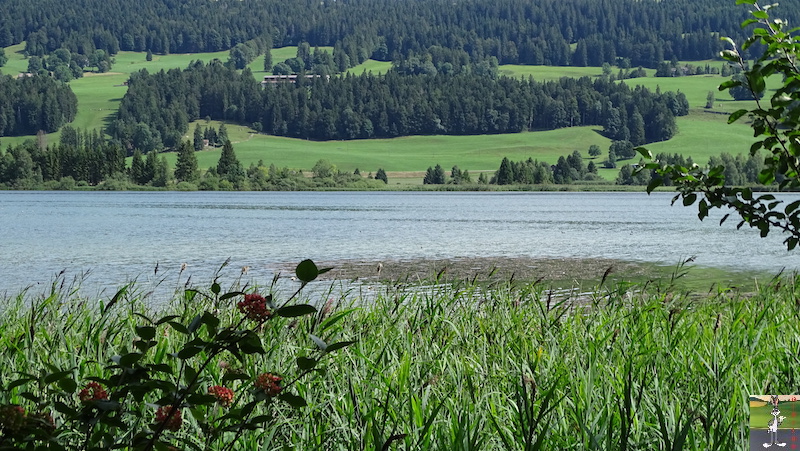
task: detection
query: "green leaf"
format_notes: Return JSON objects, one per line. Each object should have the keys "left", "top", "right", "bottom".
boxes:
{"left": 719, "top": 79, "right": 742, "bottom": 91}
{"left": 8, "top": 377, "right": 35, "bottom": 390}
{"left": 751, "top": 74, "right": 766, "bottom": 95}
{"left": 58, "top": 378, "right": 78, "bottom": 393}
{"left": 682, "top": 193, "right": 697, "bottom": 207}
{"left": 278, "top": 392, "right": 308, "bottom": 408}
{"left": 211, "top": 282, "right": 221, "bottom": 294}
{"left": 156, "top": 315, "right": 180, "bottom": 325}
{"left": 276, "top": 304, "right": 317, "bottom": 318}
{"left": 201, "top": 311, "right": 220, "bottom": 334}
{"left": 720, "top": 49, "right": 739, "bottom": 62}
{"left": 168, "top": 321, "right": 190, "bottom": 335}
{"left": 751, "top": 10, "right": 768, "bottom": 19}
{"left": 736, "top": 0, "right": 756, "bottom": 4}
{"left": 635, "top": 146, "right": 653, "bottom": 160}
{"left": 646, "top": 177, "right": 663, "bottom": 194}
{"left": 220, "top": 291, "right": 244, "bottom": 301}
{"left": 296, "top": 259, "right": 319, "bottom": 283}
{"left": 177, "top": 345, "right": 203, "bottom": 360}
{"left": 119, "top": 352, "right": 143, "bottom": 367}
{"left": 238, "top": 331, "right": 265, "bottom": 355}
{"left": 43, "top": 370, "right": 73, "bottom": 384}
{"left": 136, "top": 326, "right": 157, "bottom": 341}
{"left": 184, "top": 365, "right": 198, "bottom": 386}
{"left": 324, "top": 340, "right": 357, "bottom": 353}
{"left": 296, "top": 356, "right": 318, "bottom": 370}
{"left": 728, "top": 109, "right": 749, "bottom": 124}
{"left": 786, "top": 200, "right": 800, "bottom": 215}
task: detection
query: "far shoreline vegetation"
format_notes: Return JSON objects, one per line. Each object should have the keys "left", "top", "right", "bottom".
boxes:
{"left": 0, "top": 39, "right": 775, "bottom": 192}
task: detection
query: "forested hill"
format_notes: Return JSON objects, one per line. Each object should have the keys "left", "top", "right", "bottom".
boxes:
{"left": 3, "top": 0, "right": 799, "bottom": 67}
{"left": 110, "top": 62, "right": 686, "bottom": 149}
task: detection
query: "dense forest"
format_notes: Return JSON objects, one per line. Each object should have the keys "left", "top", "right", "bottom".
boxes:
{"left": 3, "top": 0, "right": 796, "bottom": 67}
{"left": 0, "top": 74, "right": 77, "bottom": 135}
{"left": 109, "top": 61, "right": 687, "bottom": 150}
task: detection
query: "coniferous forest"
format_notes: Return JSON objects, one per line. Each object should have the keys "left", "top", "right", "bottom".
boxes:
{"left": 0, "top": 0, "right": 796, "bottom": 189}
{"left": 109, "top": 61, "right": 686, "bottom": 150}
{"left": 1, "top": 0, "right": 793, "bottom": 66}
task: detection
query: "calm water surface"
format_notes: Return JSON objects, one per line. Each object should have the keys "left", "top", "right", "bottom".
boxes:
{"left": 1, "top": 191, "right": 798, "bottom": 296}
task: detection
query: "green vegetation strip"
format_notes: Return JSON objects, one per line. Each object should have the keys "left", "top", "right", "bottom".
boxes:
{"left": 0, "top": 264, "right": 788, "bottom": 449}
{"left": 0, "top": 42, "right": 763, "bottom": 178}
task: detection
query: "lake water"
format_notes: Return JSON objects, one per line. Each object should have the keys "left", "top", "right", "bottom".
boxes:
{"left": 1, "top": 190, "right": 798, "bottom": 297}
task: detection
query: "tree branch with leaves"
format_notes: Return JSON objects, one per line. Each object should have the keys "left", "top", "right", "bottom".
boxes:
{"left": 638, "top": 0, "right": 800, "bottom": 250}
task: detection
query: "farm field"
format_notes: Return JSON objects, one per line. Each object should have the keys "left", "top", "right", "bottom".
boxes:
{"left": 1, "top": 44, "right": 760, "bottom": 183}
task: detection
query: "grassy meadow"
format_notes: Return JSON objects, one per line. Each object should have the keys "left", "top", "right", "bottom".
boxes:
{"left": 0, "top": 262, "right": 793, "bottom": 449}
{"left": 0, "top": 43, "right": 764, "bottom": 184}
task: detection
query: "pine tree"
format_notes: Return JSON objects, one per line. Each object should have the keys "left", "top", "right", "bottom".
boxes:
{"left": 193, "top": 124, "right": 204, "bottom": 151}
{"left": 375, "top": 168, "right": 388, "bottom": 184}
{"left": 423, "top": 167, "right": 435, "bottom": 184}
{"left": 495, "top": 157, "right": 514, "bottom": 185}
{"left": 264, "top": 49, "right": 273, "bottom": 72}
{"left": 130, "top": 149, "right": 146, "bottom": 184}
{"left": 217, "top": 140, "right": 242, "bottom": 182}
{"left": 432, "top": 164, "right": 446, "bottom": 184}
{"left": 218, "top": 123, "right": 229, "bottom": 144}
{"left": 175, "top": 140, "right": 199, "bottom": 182}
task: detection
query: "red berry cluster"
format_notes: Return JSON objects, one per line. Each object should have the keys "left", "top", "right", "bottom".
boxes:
{"left": 154, "top": 405, "right": 182, "bottom": 432}
{"left": 0, "top": 405, "right": 26, "bottom": 432}
{"left": 208, "top": 385, "right": 234, "bottom": 407}
{"left": 237, "top": 293, "right": 273, "bottom": 321}
{"left": 78, "top": 382, "right": 108, "bottom": 403}
{"left": 254, "top": 373, "right": 283, "bottom": 397}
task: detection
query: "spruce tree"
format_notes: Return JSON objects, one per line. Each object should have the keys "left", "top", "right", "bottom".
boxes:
{"left": 217, "top": 140, "right": 243, "bottom": 182}
{"left": 193, "top": 124, "right": 204, "bottom": 151}
{"left": 375, "top": 168, "right": 388, "bottom": 184}
{"left": 129, "top": 149, "right": 145, "bottom": 184}
{"left": 496, "top": 157, "right": 514, "bottom": 185}
{"left": 218, "top": 123, "right": 229, "bottom": 144}
{"left": 175, "top": 140, "right": 199, "bottom": 182}
{"left": 264, "top": 49, "right": 273, "bottom": 72}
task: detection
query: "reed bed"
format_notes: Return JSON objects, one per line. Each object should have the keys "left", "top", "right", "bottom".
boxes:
{"left": 0, "top": 270, "right": 795, "bottom": 450}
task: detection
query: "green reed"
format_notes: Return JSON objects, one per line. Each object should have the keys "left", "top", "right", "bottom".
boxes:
{"left": 0, "top": 267, "right": 796, "bottom": 449}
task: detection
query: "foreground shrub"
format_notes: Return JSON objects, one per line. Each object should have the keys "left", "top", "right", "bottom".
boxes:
{"left": 0, "top": 259, "right": 353, "bottom": 450}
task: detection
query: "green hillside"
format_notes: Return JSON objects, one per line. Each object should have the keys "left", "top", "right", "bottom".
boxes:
{"left": 0, "top": 44, "right": 761, "bottom": 180}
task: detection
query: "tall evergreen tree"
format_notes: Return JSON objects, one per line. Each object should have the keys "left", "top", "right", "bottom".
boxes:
{"left": 375, "top": 168, "right": 387, "bottom": 184}
{"left": 218, "top": 123, "right": 229, "bottom": 144}
{"left": 216, "top": 140, "right": 243, "bottom": 182}
{"left": 264, "top": 49, "right": 273, "bottom": 72}
{"left": 495, "top": 157, "right": 514, "bottom": 185}
{"left": 129, "top": 149, "right": 145, "bottom": 184}
{"left": 175, "top": 140, "right": 198, "bottom": 182}
{"left": 193, "top": 124, "right": 204, "bottom": 151}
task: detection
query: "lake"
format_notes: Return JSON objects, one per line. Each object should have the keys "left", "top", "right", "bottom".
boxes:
{"left": 1, "top": 190, "right": 798, "bottom": 297}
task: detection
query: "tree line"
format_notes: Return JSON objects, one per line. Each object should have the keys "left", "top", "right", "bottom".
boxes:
{"left": 1, "top": 0, "right": 795, "bottom": 72}
{"left": 109, "top": 61, "right": 687, "bottom": 151}
{"left": 0, "top": 131, "right": 388, "bottom": 191}
{"left": 0, "top": 74, "right": 77, "bottom": 136}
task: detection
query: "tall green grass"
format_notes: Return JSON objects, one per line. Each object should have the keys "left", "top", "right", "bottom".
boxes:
{"left": 0, "top": 268, "right": 790, "bottom": 449}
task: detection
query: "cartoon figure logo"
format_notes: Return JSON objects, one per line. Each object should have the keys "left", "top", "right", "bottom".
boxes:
{"left": 765, "top": 395, "right": 787, "bottom": 448}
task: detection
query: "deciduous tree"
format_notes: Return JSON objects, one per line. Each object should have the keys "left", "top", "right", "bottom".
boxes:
{"left": 641, "top": 0, "right": 800, "bottom": 249}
